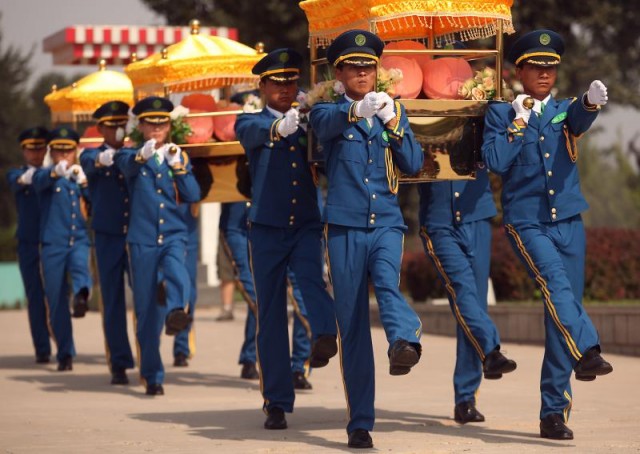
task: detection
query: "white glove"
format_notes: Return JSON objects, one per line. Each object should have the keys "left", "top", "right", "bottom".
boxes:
{"left": 67, "top": 164, "right": 87, "bottom": 184}
{"left": 54, "top": 160, "right": 69, "bottom": 178}
{"left": 277, "top": 108, "right": 300, "bottom": 137}
{"left": 97, "top": 148, "right": 115, "bottom": 167}
{"left": 512, "top": 94, "right": 532, "bottom": 123}
{"left": 375, "top": 92, "right": 396, "bottom": 124}
{"left": 354, "top": 92, "right": 383, "bottom": 119}
{"left": 19, "top": 167, "right": 36, "bottom": 185}
{"left": 140, "top": 138, "right": 157, "bottom": 161}
{"left": 164, "top": 143, "right": 182, "bottom": 166}
{"left": 587, "top": 80, "right": 608, "bottom": 106}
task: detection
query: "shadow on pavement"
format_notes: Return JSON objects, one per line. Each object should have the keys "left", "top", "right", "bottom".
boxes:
{"left": 0, "top": 353, "right": 106, "bottom": 370}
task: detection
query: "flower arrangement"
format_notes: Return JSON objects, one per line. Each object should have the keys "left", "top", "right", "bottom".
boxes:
{"left": 459, "top": 67, "right": 514, "bottom": 101}
{"left": 241, "top": 93, "right": 263, "bottom": 113}
{"left": 126, "top": 105, "right": 193, "bottom": 146}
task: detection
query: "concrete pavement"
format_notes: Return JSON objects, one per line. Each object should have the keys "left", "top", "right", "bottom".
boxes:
{"left": 1, "top": 306, "right": 639, "bottom": 453}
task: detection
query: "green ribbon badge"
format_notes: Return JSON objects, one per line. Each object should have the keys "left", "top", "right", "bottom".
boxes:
{"left": 381, "top": 131, "right": 389, "bottom": 142}
{"left": 551, "top": 112, "right": 567, "bottom": 124}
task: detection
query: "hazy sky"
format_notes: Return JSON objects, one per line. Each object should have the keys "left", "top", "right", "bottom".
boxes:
{"left": 1, "top": 0, "right": 638, "bottom": 152}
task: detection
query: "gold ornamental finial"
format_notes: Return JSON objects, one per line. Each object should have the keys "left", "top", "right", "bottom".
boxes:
{"left": 130, "top": 52, "right": 138, "bottom": 63}
{"left": 99, "top": 59, "right": 106, "bottom": 71}
{"left": 190, "top": 19, "right": 200, "bottom": 35}
{"left": 51, "top": 84, "right": 58, "bottom": 92}
{"left": 255, "top": 42, "right": 265, "bottom": 54}
{"left": 161, "top": 47, "right": 169, "bottom": 59}
{"left": 71, "top": 82, "right": 78, "bottom": 89}
{"left": 523, "top": 97, "right": 535, "bottom": 110}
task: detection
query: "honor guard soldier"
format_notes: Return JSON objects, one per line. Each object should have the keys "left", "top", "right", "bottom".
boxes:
{"left": 418, "top": 170, "right": 516, "bottom": 424}
{"left": 115, "top": 96, "right": 201, "bottom": 395}
{"left": 80, "top": 101, "right": 135, "bottom": 385}
{"left": 235, "top": 48, "right": 338, "bottom": 430}
{"left": 309, "top": 30, "right": 424, "bottom": 449}
{"left": 33, "top": 126, "right": 92, "bottom": 371}
{"left": 7, "top": 127, "right": 51, "bottom": 363}
{"left": 482, "top": 29, "right": 613, "bottom": 440}
{"left": 219, "top": 202, "right": 314, "bottom": 388}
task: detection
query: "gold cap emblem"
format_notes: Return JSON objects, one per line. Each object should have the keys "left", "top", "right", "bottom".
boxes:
{"left": 355, "top": 34, "right": 366, "bottom": 46}
{"left": 539, "top": 33, "right": 551, "bottom": 45}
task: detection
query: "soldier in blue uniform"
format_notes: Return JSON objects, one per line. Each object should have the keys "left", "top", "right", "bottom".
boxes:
{"left": 32, "top": 127, "right": 92, "bottom": 371}
{"left": 115, "top": 96, "right": 201, "bottom": 395}
{"left": 235, "top": 49, "right": 338, "bottom": 431}
{"left": 482, "top": 29, "right": 613, "bottom": 440}
{"left": 80, "top": 101, "right": 135, "bottom": 385}
{"left": 418, "top": 170, "right": 516, "bottom": 424}
{"left": 7, "top": 127, "right": 51, "bottom": 363}
{"left": 219, "top": 202, "right": 314, "bottom": 388}
{"left": 309, "top": 30, "right": 424, "bottom": 449}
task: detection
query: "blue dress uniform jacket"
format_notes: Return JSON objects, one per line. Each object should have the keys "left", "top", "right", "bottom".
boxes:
{"left": 32, "top": 167, "right": 92, "bottom": 362}
{"left": 80, "top": 145, "right": 134, "bottom": 373}
{"left": 310, "top": 96, "right": 423, "bottom": 433}
{"left": 418, "top": 170, "right": 501, "bottom": 405}
{"left": 235, "top": 109, "right": 336, "bottom": 415}
{"left": 310, "top": 96, "right": 423, "bottom": 228}
{"left": 7, "top": 167, "right": 50, "bottom": 358}
{"left": 235, "top": 108, "right": 321, "bottom": 228}
{"left": 482, "top": 96, "right": 601, "bottom": 420}
{"left": 115, "top": 147, "right": 200, "bottom": 387}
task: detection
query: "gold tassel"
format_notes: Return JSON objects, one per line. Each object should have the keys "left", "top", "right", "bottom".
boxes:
{"left": 385, "top": 147, "right": 399, "bottom": 194}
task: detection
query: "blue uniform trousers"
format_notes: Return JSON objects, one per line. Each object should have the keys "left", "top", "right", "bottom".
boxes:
{"left": 326, "top": 224, "right": 422, "bottom": 432}
{"left": 504, "top": 216, "right": 598, "bottom": 420}
{"left": 94, "top": 233, "right": 134, "bottom": 372}
{"left": 40, "top": 241, "right": 92, "bottom": 361}
{"left": 17, "top": 242, "right": 50, "bottom": 357}
{"left": 129, "top": 239, "right": 189, "bottom": 385}
{"left": 287, "top": 272, "right": 312, "bottom": 374}
{"left": 173, "top": 240, "right": 198, "bottom": 358}
{"left": 419, "top": 221, "right": 499, "bottom": 404}
{"left": 248, "top": 222, "right": 335, "bottom": 413}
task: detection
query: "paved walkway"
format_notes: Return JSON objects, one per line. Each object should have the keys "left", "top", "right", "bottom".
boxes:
{"left": 1, "top": 307, "right": 639, "bottom": 453}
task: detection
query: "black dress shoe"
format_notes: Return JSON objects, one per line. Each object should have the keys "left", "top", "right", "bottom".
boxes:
{"left": 540, "top": 413, "right": 573, "bottom": 440}
{"left": 173, "top": 353, "right": 189, "bottom": 367}
{"left": 293, "top": 371, "right": 313, "bottom": 390}
{"left": 574, "top": 347, "right": 613, "bottom": 381}
{"left": 57, "top": 357, "right": 73, "bottom": 371}
{"left": 165, "top": 309, "right": 192, "bottom": 335}
{"left": 111, "top": 368, "right": 129, "bottom": 385}
{"left": 389, "top": 340, "right": 421, "bottom": 375}
{"left": 35, "top": 354, "right": 51, "bottom": 364}
{"left": 348, "top": 429, "right": 373, "bottom": 449}
{"left": 264, "top": 407, "right": 287, "bottom": 430}
{"left": 309, "top": 335, "right": 338, "bottom": 368}
{"left": 241, "top": 362, "right": 260, "bottom": 379}
{"left": 483, "top": 348, "right": 517, "bottom": 379}
{"left": 454, "top": 401, "right": 485, "bottom": 424}
{"left": 72, "top": 287, "right": 89, "bottom": 318}
{"left": 145, "top": 383, "right": 165, "bottom": 396}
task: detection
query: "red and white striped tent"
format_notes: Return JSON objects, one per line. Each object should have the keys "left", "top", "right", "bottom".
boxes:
{"left": 43, "top": 25, "right": 239, "bottom": 65}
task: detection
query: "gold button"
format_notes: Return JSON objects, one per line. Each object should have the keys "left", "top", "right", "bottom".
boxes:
{"left": 269, "top": 142, "right": 274, "bottom": 148}
{"left": 540, "top": 136, "right": 545, "bottom": 141}
{"left": 157, "top": 173, "right": 162, "bottom": 178}
{"left": 456, "top": 216, "right": 461, "bottom": 222}
{"left": 72, "top": 213, "right": 76, "bottom": 219}
{"left": 552, "top": 214, "right": 557, "bottom": 220}
{"left": 124, "top": 198, "right": 129, "bottom": 203}
{"left": 348, "top": 134, "right": 353, "bottom": 139}
{"left": 157, "top": 189, "right": 162, "bottom": 194}
{"left": 372, "top": 194, "right": 377, "bottom": 199}
{"left": 71, "top": 225, "right": 76, "bottom": 230}
{"left": 289, "top": 146, "right": 296, "bottom": 151}
{"left": 292, "top": 163, "right": 297, "bottom": 168}
{"left": 119, "top": 174, "right": 124, "bottom": 180}
{"left": 292, "top": 198, "right": 297, "bottom": 204}
{"left": 56, "top": 187, "right": 61, "bottom": 192}
{"left": 124, "top": 212, "right": 129, "bottom": 217}
{"left": 454, "top": 192, "right": 460, "bottom": 198}
{"left": 549, "top": 189, "right": 555, "bottom": 195}
{"left": 70, "top": 190, "right": 75, "bottom": 195}
{"left": 369, "top": 219, "right": 375, "bottom": 224}
{"left": 142, "top": 171, "right": 147, "bottom": 176}
{"left": 364, "top": 178, "right": 369, "bottom": 183}
{"left": 159, "top": 219, "right": 164, "bottom": 224}
{"left": 370, "top": 213, "right": 376, "bottom": 219}
{"left": 289, "top": 215, "right": 295, "bottom": 220}
{"left": 547, "top": 171, "right": 553, "bottom": 177}
{"left": 368, "top": 159, "right": 373, "bottom": 164}
{"left": 158, "top": 238, "right": 163, "bottom": 244}
{"left": 105, "top": 171, "right": 111, "bottom": 177}
{"left": 368, "top": 140, "right": 372, "bottom": 145}
{"left": 551, "top": 208, "right": 557, "bottom": 214}
{"left": 289, "top": 221, "right": 294, "bottom": 225}
{"left": 544, "top": 153, "right": 550, "bottom": 158}
{"left": 72, "top": 201, "right": 76, "bottom": 206}
{"left": 160, "top": 203, "right": 165, "bottom": 208}
{"left": 455, "top": 210, "right": 461, "bottom": 216}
